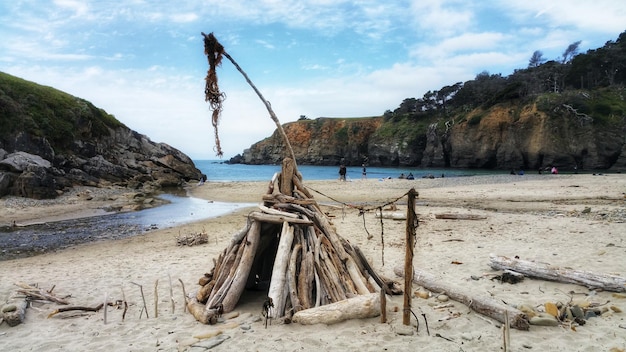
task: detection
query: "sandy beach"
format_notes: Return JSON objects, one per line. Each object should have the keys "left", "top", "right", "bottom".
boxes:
{"left": 1, "top": 173, "right": 625, "bottom": 351}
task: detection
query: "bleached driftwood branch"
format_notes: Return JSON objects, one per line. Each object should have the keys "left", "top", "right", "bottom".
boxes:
{"left": 394, "top": 266, "right": 529, "bottom": 330}
{"left": 489, "top": 254, "right": 626, "bottom": 292}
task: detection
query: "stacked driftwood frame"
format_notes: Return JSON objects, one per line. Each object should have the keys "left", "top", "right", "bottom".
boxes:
{"left": 187, "top": 158, "right": 401, "bottom": 324}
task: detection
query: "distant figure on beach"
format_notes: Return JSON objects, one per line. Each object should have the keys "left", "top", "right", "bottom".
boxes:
{"left": 198, "top": 174, "right": 207, "bottom": 185}
{"left": 339, "top": 164, "right": 347, "bottom": 181}
{"left": 551, "top": 166, "right": 558, "bottom": 174}
{"left": 518, "top": 169, "right": 524, "bottom": 175}
{"left": 399, "top": 173, "right": 406, "bottom": 179}
{"left": 361, "top": 164, "right": 367, "bottom": 179}
{"left": 406, "top": 173, "right": 414, "bottom": 180}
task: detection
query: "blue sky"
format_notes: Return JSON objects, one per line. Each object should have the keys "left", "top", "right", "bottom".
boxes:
{"left": 1, "top": 1, "right": 625, "bottom": 159}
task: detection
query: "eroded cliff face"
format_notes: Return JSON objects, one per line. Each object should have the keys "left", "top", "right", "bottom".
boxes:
{"left": 242, "top": 118, "right": 383, "bottom": 166}
{"left": 436, "top": 104, "right": 624, "bottom": 170}
{"left": 239, "top": 102, "right": 626, "bottom": 171}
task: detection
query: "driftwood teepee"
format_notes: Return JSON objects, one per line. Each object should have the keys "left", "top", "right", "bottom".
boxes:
{"left": 187, "top": 157, "right": 402, "bottom": 324}
{"left": 191, "top": 32, "right": 401, "bottom": 324}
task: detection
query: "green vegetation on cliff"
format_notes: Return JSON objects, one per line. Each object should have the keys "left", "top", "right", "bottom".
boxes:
{"left": 0, "top": 72, "right": 123, "bottom": 151}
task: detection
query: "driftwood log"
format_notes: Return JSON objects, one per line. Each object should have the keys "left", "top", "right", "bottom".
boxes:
{"left": 2, "top": 291, "right": 28, "bottom": 327}
{"left": 190, "top": 157, "right": 402, "bottom": 324}
{"left": 292, "top": 293, "right": 380, "bottom": 325}
{"left": 2, "top": 283, "right": 70, "bottom": 326}
{"left": 394, "top": 266, "right": 529, "bottom": 330}
{"left": 434, "top": 213, "right": 487, "bottom": 220}
{"left": 489, "top": 254, "right": 626, "bottom": 292}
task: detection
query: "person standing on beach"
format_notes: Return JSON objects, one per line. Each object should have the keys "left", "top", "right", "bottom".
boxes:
{"left": 339, "top": 164, "right": 347, "bottom": 181}
{"left": 361, "top": 164, "right": 367, "bottom": 179}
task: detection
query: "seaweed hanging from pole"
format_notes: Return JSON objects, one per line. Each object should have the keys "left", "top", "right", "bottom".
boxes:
{"left": 202, "top": 32, "right": 226, "bottom": 157}
{"left": 201, "top": 31, "right": 298, "bottom": 165}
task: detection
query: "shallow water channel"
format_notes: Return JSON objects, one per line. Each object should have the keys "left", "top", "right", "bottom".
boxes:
{"left": 0, "top": 194, "right": 253, "bottom": 261}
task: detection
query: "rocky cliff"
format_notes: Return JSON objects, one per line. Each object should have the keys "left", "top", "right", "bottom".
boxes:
{"left": 239, "top": 117, "right": 383, "bottom": 165}
{"left": 0, "top": 72, "right": 202, "bottom": 199}
{"left": 236, "top": 90, "right": 626, "bottom": 171}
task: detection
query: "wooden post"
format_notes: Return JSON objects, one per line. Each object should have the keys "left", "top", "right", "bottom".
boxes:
{"left": 403, "top": 188, "right": 417, "bottom": 325}
{"left": 380, "top": 288, "right": 387, "bottom": 323}
{"left": 280, "top": 157, "right": 295, "bottom": 196}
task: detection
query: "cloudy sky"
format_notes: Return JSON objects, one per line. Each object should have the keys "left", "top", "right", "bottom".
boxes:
{"left": 1, "top": 1, "right": 624, "bottom": 159}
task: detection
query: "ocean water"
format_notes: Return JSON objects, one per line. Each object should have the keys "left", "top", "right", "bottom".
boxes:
{"left": 194, "top": 160, "right": 506, "bottom": 182}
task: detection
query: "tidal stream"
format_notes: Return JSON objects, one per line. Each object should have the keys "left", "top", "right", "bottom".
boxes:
{"left": 0, "top": 194, "right": 253, "bottom": 261}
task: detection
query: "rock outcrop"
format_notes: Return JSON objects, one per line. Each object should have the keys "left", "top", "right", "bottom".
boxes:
{"left": 239, "top": 117, "right": 383, "bottom": 166}
{"left": 236, "top": 100, "right": 626, "bottom": 171}
{"left": 0, "top": 72, "right": 202, "bottom": 199}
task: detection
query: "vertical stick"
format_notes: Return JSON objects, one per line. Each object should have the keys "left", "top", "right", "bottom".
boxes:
{"left": 503, "top": 310, "right": 511, "bottom": 352}
{"left": 380, "top": 288, "right": 387, "bottom": 323}
{"left": 178, "top": 278, "right": 188, "bottom": 313}
{"left": 403, "top": 188, "right": 417, "bottom": 325}
{"left": 131, "top": 282, "right": 148, "bottom": 319}
{"left": 103, "top": 292, "right": 108, "bottom": 324}
{"left": 154, "top": 279, "right": 159, "bottom": 318}
{"left": 169, "top": 274, "right": 175, "bottom": 314}
{"left": 121, "top": 286, "right": 128, "bottom": 321}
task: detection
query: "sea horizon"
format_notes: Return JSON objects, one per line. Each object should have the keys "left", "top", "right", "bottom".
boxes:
{"left": 193, "top": 159, "right": 509, "bottom": 182}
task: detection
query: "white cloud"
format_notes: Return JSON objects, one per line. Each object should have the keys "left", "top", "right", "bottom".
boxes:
{"left": 411, "top": 32, "right": 509, "bottom": 62}
{"left": 504, "top": 0, "right": 626, "bottom": 34}
{"left": 170, "top": 13, "right": 198, "bottom": 23}
{"left": 409, "top": 0, "right": 474, "bottom": 37}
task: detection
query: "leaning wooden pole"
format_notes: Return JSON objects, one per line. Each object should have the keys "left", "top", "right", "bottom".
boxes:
{"left": 403, "top": 188, "right": 417, "bottom": 325}
{"left": 201, "top": 32, "right": 298, "bottom": 168}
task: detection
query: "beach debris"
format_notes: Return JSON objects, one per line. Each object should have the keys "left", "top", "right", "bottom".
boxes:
{"left": 436, "top": 294, "right": 449, "bottom": 302}
{"left": 176, "top": 231, "right": 208, "bottom": 246}
{"left": 2, "top": 282, "right": 71, "bottom": 326}
{"left": 414, "top": 290, "right": 430, "bottom": 299}
{"left": 291, "top": 293, "right": 381, "bottom": 325}
{"left": 394, "top": 266, "right": 530, "bottom": 330}
{"left": 2, "top": 294, "right": 27, "bottom": 327}
{"left": 262, "top": 297, "right": 274, "bottom": 328}
{"left": 492, "top": 270, "right": 525, "bottom": 284}
{"left": 529, "top": 313, "right": 560, "bottom": 326}
{"left": 15, "top": 282, "right": 70, "bottom": 305}
{"left": 375, "top": 211, "right": 406, "bottom": 220}
{"left": 47, "top": 300, "right": 124, "bottom": 319}
{"left": 434, "top": 213, "right": 487, "bottom": 220}
{"left": 489, "top": 254, "right": 626, "bottom": 292}
{"left": 190, "top": 334, "right": 231, "bottom": 349}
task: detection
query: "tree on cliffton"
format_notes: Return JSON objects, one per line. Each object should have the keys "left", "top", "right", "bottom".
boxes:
{"left": 562, "top": 40, "right": 582, "bottom": 64}
{"left": 528, "top": 50, "right": 546, "bottom": 68}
